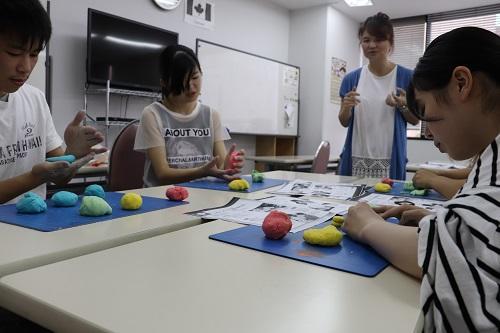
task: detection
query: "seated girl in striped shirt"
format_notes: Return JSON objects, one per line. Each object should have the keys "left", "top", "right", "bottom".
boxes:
{"left": 343, "top": 27, "right": 500, "bottom": 332}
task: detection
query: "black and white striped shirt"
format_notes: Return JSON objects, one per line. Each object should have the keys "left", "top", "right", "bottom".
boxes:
{"left": 418, "top": 134, "right": 500, "bottom": 333}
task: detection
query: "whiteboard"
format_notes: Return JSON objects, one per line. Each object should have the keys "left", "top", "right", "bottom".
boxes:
{"left": 196, "top": 40, "right": 299, "bottom": 136}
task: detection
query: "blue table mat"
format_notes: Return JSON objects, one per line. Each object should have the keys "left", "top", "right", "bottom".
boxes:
{"left": 368, "top": 181, "right": 447, "bottom": 201}
{"left": 0, "top": 192, "right": 187, "bottom": 232}
{"left": 210, "top": 219, "right": 399, "bottom": 277}
{"left": 177, "top": 176, "right": 287, "bottom": 193}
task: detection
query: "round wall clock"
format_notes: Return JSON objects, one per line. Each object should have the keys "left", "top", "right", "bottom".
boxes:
{"left": 152, "top": 0, "right": 182, "bottom": 10}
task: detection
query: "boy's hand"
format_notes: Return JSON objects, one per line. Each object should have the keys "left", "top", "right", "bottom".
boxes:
{"left": 32, "top": 153, "right": 94, "bottom": 185}
{"left": 64, "top": 111, "right": 107, "bottom": 158}
{"left": 343, "top": 202, "right": 384, "bottom": 243}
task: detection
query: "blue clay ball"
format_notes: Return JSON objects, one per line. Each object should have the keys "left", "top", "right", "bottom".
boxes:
{"left": 51, "top": 191, "right": 79, "bottom": 207}
{"left": 46, "top": 154, "right": 76, "bottom": 163}
{"left": 16, "top": 192, "right": 47, "bottom": 214}
{"left": 84, "top": 184, "right": 105, "bottom": 199}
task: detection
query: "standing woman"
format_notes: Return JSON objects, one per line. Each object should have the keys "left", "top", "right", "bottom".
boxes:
{"left": 134, "top": 44, "right": 245, "bottom": 186}
{"left": 338, "top": 12, "right": 419, "bottom": 180}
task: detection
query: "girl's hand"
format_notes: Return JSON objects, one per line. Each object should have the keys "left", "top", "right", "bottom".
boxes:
{"left": 202, "top": 157, "right": 240, "bottom": 181}
{"left": 224, "top": 144, "right": 246, "bottom": 173}
{"left": 412, "top": 169, "right": 438, "bottom": 189}
{"left": 377, "top": 204, "right": 431, "bottom": 227}
{"left": 343, "top": 202, "right": 385, "bottom": 243}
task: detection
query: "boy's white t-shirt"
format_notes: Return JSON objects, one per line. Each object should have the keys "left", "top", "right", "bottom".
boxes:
{"left": 0, "top": 84, "right": 63, "bottom": 203}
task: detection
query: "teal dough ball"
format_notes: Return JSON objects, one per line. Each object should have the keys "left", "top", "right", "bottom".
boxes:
{"left": 16, "top": 192, "right": 47, "bottom": 214}
{"left": 84, "top": 184, "right": 105, "bottom": 199}
{"left": 51, "top": 191, "right": 79, "bottom": 207}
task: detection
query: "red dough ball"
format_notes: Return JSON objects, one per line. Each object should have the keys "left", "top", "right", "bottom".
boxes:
{"left": 262, "top": 211, "right": 292, "bottom": 240}
{"left": 228, "top": 151, "right": 240, "bottom": 170}
{"left": 165, "top": 186, "right": 189, "bottom": 201}
{"left": 381, "top": 177, "right": 394, "bottom": 186}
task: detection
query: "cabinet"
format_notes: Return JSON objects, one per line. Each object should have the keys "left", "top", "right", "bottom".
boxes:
{"left": 254, "top": 135, "right": 296, "bottom": 171}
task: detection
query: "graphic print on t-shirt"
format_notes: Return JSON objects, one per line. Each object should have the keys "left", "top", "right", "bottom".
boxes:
{"left": 164, "top": 127, "right": 212, "bottom": 168}
{"left": 0, "top": 121, "right": 43, "bottom": 166}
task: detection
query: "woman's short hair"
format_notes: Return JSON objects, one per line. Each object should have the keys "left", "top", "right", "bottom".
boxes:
{"left": 159, "top": 44, "right": 201, "bottom": 98}
{"left": 407, "top": 27, "right": 500, "bottom": 116}
{"left": 358, "top": 12, "right": 394, "bottom": 46}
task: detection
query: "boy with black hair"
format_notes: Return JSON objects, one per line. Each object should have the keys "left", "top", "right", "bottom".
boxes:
{"left": 0, "top": 0, "right": 106, "bottom": 204}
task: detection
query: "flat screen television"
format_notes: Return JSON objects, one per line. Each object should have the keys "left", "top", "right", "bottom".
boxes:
{"left": 86, "top": 9, "right": 178, "bottom": 91}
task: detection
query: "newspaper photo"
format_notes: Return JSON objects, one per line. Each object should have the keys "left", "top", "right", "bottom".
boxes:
{"left": 270, "top": 179, "right": 366, "bottom": 200}
{"left": 354, "top": 193, "right": 445, "bottom": 211}
{"left": 188, "top": 196, "right": 350, "bottom": 233}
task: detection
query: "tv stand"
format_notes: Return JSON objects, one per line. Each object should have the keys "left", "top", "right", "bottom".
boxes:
{"left": 83, "top": 82, "right": 161, "bottom": 145}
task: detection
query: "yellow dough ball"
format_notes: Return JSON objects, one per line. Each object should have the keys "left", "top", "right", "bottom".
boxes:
{"left": 374, "top": 182, "right": 392, "bottom": 193}
{"left": 120, "top": 192, "right": 143, "bottom": 210}
{"left": 303, "top": 225, "right": 343, "bottom": 246}
{"left": 228, "top": 179, "right": 250, "bottom": 191}
{"left": 331, "top": 215, "right": 344, "bottom": 228}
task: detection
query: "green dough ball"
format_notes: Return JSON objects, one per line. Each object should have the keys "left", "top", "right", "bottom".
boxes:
{"left": 410, "top": 189, "right": 428, "bottom": 196}
{"left": 251, "top": 170, "right": 264, "bottom": 183}
{"left": 79, "top": 196, "right": 112, "bottom": 216}
{"left": 403, "top": 181, "right": 415, "bottom": 191}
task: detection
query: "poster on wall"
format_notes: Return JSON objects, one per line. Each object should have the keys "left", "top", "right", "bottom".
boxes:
{"left": 330, "top": 57, "right": 347, "bottom": 104}
{"left": 185, "top": 0, "right": 215, "bottom": 30}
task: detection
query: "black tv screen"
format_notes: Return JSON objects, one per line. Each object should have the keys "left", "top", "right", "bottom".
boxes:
{"left": 87, "top": 9, "right": 178, "bottom": 91}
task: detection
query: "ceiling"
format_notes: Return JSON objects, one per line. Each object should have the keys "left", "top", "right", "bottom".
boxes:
{"left": 267, "top": 0, "right": 500, "bottom": 21}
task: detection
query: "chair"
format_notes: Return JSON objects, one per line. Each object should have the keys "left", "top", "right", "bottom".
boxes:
{"left": 107, "top": 120, "right": 146, "bottom": 191}
{"left": 311, "top": 140, "right": 330, "bottom": 174}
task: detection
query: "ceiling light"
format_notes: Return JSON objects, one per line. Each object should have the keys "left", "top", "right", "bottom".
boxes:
{"left": 344, "top": 0, "right": 373, "bottom": 7}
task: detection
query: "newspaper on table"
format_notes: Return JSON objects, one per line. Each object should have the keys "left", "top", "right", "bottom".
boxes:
{"left": 188, "top": 195, "right": 350, "bottom": 233}
{"left": 270, "top": 179, "right": 366, "bottom": 200}
{"left": 354, "top": 193, "right": 445, "bottom": 211}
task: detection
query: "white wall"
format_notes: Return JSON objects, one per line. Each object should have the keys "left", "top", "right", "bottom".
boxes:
{"left": 288, "top": 6, "right": 328, "bottom": 155}
{"left": 322, "top": 7, "right": 360, "bottom": 159}
{"left": 48, "top": 0, "right": 290, "bottom": 173}
{"left": 288, "top": 5, "right": 359, "bottom": 157}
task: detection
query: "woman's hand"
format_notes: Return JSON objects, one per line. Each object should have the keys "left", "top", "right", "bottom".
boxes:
{"left": 342, "top": 87, "right": 360, "bottom": 110}
{"left": 385, "top": 87, "right": 407, "bottom": 109}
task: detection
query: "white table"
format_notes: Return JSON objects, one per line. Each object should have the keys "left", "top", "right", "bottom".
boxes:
{"left": 0, "top": 171, "right": 358, "bottom": 278}
{"left": 0, "top": 220, "right": 421, "bottom": 333}
{"left": 0, "top": 184, "right": 271, "bottom": 278}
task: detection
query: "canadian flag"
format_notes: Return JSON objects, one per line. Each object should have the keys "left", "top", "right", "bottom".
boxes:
{"left": 186, "top": 0, "right": 213, "bottom": 23}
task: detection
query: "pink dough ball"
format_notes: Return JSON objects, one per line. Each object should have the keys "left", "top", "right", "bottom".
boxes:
{"left": 381, "top": 177, "right": 394, "bottom": 186}
{"left": 262, "top": 211, "right": 292, "bottom": 240}
{"left": 228, "top": 151, "right": 240, "bottom": 170}
{"left": 165, "top": 186, "right": 189, "bottom": 201}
